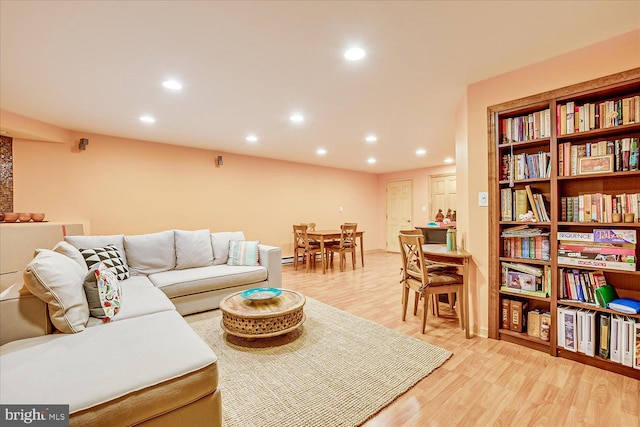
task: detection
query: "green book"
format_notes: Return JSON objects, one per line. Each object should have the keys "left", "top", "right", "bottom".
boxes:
{"left": 594, "top": 285, "right": 619, "bottom": 308}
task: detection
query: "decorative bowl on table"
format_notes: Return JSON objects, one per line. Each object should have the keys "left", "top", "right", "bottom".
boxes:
{"left": 240, "top": 287, "right": 282, "bottom": 301}
{"left": 17, "top": 213, "right": 31, "bottom": 222}
{"left": 3, "top": 212, "right": 19, "bottom": 222}
{"left": 31, "top": 213, "right": 45, "bottom": 222}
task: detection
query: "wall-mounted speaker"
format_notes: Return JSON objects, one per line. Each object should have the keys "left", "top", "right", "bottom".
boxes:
{"left": 79, "top": 138, "right": 89, "bottom": 150}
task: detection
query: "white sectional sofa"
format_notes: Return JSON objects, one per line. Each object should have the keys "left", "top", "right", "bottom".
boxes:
{"left": 0, "top": 228, "right": 282, "bottom": 426}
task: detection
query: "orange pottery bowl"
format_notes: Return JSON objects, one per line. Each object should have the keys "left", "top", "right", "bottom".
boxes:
{"left": 17, "top": 213, "right": 32, "bottom": 222}
{"left": 3, "top": 212, "right": 19, "bottom": 222}
{"left": 31, "top": 213, "right": 45, "bottom": 222}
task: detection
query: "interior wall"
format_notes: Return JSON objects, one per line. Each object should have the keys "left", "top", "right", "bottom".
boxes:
{"left": 463, "top": 29, "right": 640, "bottom": 337}
{"left": 11, "top": 130, "right": 381, "bottom": 257}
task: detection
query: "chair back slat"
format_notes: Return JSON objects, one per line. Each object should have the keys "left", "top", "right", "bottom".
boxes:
{"left": 398, "top": 233, "right": 427, "bottom": 285}
{"left": 293, "top": 224, "right": 312, "bottom": 248}
{"left": 339, "top": 224, "right": 357, "bottom": 249}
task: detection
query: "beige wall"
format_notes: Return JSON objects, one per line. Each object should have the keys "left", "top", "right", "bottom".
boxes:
{"left": 462, "top": 29, "right": 640, "bottom": 337}
{"left": 11, "top": 131, "right": 382, "bottom": 257}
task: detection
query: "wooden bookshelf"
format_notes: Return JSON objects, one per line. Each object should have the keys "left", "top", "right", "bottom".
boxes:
{"left": 488, "top": 68, "right": 640, "bottom": 379}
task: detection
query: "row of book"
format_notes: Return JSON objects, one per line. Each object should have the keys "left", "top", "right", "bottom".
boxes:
{"left": 557, "top": 229, "right": 637, "bottom": 272}
{"left": 560, "top": 193, "right": 640, "bottom": 223}
{"left": 501, "top": 298, "right": 551, "bottom": 341}
{"left": 558, "top": 268, "right": 608, "bottom": 303}
{"left": 500, "top": 185, "right": 550, "bottom": 222}
{"left": 557, "top": 306, "right": 640, "bottom": 369}
{"left": 500, "top": 261, "right": 551, "bottom": 297}
{"left": 558, "top": 138, "right": 639, "bottom": 176}
{"left": 556, "top": 96, "right": 640, "bottom": 136}
{"left": 500, "top": 151, "right": 551, "bottom": 181}
{"left": 500, "top": 109, "right": 552, "bottom": 143}
{"left": 502, "top": 235, "right": 550, "bottom": 261}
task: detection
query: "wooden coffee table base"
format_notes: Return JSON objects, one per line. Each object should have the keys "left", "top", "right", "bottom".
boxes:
{"left": 219, "top": 289, "right": 306, "bottom": 339}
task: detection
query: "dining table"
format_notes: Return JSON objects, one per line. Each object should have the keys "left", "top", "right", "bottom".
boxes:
{"left": 422, "top": 243, "right": 473, "bottom": 338}
{"left": 306, "top": 229, "right": 365, "bottom": 274}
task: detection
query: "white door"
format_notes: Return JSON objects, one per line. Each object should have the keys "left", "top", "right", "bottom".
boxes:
{"left": 429, "top": 174, "right": 456, "bottom": 220}
{"left": 386, "top": 180, "right": 412, "bottom": 253}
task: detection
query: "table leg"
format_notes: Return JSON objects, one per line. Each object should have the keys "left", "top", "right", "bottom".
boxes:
{"left": 321, "top": 237, "right": 326, "bottom": 274}
{"left": 463, "top": 258, "right": 471, "bottom": 338}
{"left": 359, "top": 234, "right": 365, "bottom": 267}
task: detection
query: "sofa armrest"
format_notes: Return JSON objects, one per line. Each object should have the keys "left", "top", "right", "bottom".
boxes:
{"left": 258, "top": 244, "right": 282, "bottom": 289}
{"left": 0, "top": 281, "right": 51, "bottom": 346}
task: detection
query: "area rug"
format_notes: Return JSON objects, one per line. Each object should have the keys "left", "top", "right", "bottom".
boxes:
{"left": 186, "top": 297, "right": 452, "bottom": 427}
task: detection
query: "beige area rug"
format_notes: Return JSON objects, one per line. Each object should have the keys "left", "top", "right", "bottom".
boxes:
{"left": 186, "top": 297, "right": 452, "bottom": 427}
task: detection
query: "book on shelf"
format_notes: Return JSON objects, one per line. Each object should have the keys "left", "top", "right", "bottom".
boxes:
{"left": 622, "top": 317, "right": 636, "bottom": 368}
{"left": 635, "top": 322, "right": 640, "bottom": 370}
{"left": 557, "top": 229, "right": 637, "bottom": 244}
{"left": 502, "top": 234, "right": 550, "bottom": 261}
{"left": 608, "top": 298, "right": 640, "bottom": 315}
{"left": 540, "top": 312, "right": 551, "bottom": 342}
{"left": 577, "top": 310, "right": 596, "bottom": 357}
{"left": 599, "top": 313, "right": 611, "bottom": 359}
{"left": 500, "top": 109, "right": 551, "bottom": 144}
{"left": 501, "top": 299, "right": 510, "bottom": 329}
{"left": 557, "top": 249, "right": 636, "bottom": 264}
{"left": 611, "top": 315, "right": 622, "bottom": 363}
{"left": 510, "top": 300, "right": 527, "bottom": 333}
{"left": 502, "top": 262, "right": 550, "bottom": 296}
{"left": 560, "top": 193, "right": 640, "bottom": 223}
{"left": 594, "top": 284, "right": 619, "bottom": 308}
{"left": 500, "top": 151, "right": 551, "bottom": 181}
{"left": 557, "top": 256, "right": 636, "bottom": 272}
{"left": 527, "top": 309, "right": 541, "bottom": 337}
{"left": 500, "top": 188, "right": 550, "bottom": 222}
{"left": 557, "top": 306, "right": 577, "bottom": 352}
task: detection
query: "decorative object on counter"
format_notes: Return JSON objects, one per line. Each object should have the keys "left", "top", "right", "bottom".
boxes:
{"left": 446, "top": 226, "right": 457, "bottom": 251}
{"left": 445, "top": 209, "right": 452, "bottom": 221}
{"left": 31, "top": 213, "right": 45, "bottom": 222}
{"left": 452, "top": 210, "right": 457, "bottom": 222}
{"left": 435, "top": 209, "right": 444, "bottom": 222}
{"left": 2, "top": 212, "right": 18, "bottom": 222}
{"left": 17, "top": 213, "right": 31, "bottom": 222}
{"left": 624, "top": 213, "right": 635, "bottom": 223}
{"left": 612, "top": 213, "right": 622, "bottom": 223}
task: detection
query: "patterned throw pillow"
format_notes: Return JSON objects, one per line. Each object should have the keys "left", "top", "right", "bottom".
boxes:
{"left": 83, "top": 262, "right": 122, "bottom": 322}
{"left": 227, "top": 240, "right": 260, "bottom": 266}
{"left": 80, "top": 244, "right": 129, "bottom": 280}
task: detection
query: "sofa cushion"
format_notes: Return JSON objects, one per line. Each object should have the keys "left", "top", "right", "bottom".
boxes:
{"left": 149, "top": 265, "right": 267, "bottom": 298}
{"left": 53, "top": 241, "right": 88, "bottom": 271}
{"left": 65, "top": 234, "right": 129, "bottom": 270}
{"left": 124, "top": 230, "right": 176, "bottom": 275}
{"left": 23, "top": 249, "right": 89, "bottom": 333}
{"left": 79, "top": 244, "right": 130, "bottom": 280}
{"left": 175, "top": 229, "right": 214, "bottom": 270}
{"left": 228, "top": 240, "right": 260, "bottom": 266}
{"left": 211, "top": 231, "right": 245, "bottom": 265}
{"left": 83, "top": 262, "right": 122, "bottom": 321}
{"left": 85, "top": 276, "right": 175, "bottom": 327}
{"left": 0, "top": 310, "right": 218, "bottom": 420}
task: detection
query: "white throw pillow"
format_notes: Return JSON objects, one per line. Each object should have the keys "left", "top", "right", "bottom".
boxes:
{"left": 53, "top": 241, "right": 88, "bottom": 271}
{"left": 23, "top": 249, "right": 89, "bottom": 333}
{"left": 211, "top": 231, "right": 245, "bottom": 265}
{"left": 124, "top": 230, "right": 176, "bottom": 275}
{"left": 174, "top": 229, "right": 214, "bottom": 270}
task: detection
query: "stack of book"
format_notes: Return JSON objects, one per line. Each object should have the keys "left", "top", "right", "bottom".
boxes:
{"left": 556, "top": 96, "right": 640, "bottom": 136}
{"left": 561, "top": 192, "right": 640, "bottom": 223}
{"left": 500, "top": 108, "right": 551, "bottom": 143}
{"left": 558, "top": 138, "right": 639, "bottom": 176}
{"left": 501, "top": 261, "right": 550, "bottom": 297}
{"left": 501, "top": 226, "right": 550, "bottom": 261}
{"left": 501, "top": 298, "right": 531, "bottom": 333}
{"left": 557, "top": 229, "right": 637, "bottom": 272}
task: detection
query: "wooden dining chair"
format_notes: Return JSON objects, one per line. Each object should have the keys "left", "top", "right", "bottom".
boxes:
{"left": 398, "top": 232, "right": 464, "bottom": 333}
{"left": 300, "top": 222, "right": 316, "bottom": 231}
{"left": 326, "top": 223, "right": 358, "bottom": 272}
{"left": 293, "top": 224, "right": 323, "bottom": 272}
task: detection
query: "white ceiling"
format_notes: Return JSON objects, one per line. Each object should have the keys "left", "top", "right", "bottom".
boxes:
{"left": 1, "top": 1, "right": 639, "bottom": 173}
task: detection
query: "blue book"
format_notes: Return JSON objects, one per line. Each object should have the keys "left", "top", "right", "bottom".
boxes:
{"left": 608, "top": 298, "right": 640, "bottom": 315}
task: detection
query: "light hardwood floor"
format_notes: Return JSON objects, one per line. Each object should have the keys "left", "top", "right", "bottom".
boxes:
{"left": 283, "top": 251, "right": 639, "bottom": 427}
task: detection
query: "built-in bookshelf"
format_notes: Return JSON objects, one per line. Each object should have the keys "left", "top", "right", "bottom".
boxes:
{"left": 488, "top": 68, "right": 640, "bottom": 379}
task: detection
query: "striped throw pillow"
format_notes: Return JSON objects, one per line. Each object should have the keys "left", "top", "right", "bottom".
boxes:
{"left": 227, "top": 240, "right": 260, "bottom": 266}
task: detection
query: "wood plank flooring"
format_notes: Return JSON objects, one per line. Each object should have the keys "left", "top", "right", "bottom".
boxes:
{"left": 283, "top": 251, "right": 639, "bottom": 427}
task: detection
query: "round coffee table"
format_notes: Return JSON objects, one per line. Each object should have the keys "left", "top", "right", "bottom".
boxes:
{"left": 219, "top": 289, "right": 306, "bottom": 338}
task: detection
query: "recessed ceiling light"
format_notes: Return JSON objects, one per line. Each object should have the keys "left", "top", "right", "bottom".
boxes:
{"left": 246, "top": 135, "right": 258, "bottom": 143}
{"left": 444, "top": 157, "right": 454, "bottom": 163}
{"left": 367, "top": 157, "right": 376, "bottom": 164}
{"left": 416, "top": 148, "right": 427, "bottom": 156}
{"left": 140, "top": 115, "right": 156, "bottom": 123}
{"left": 290, "top": 113, "right": 304, "bottom": 123}
{"left": 344, "top": 47, "right": 366, "bottom": 61}
{"left": 365, "top": 135, "right": 377, "bottom": 143}
{"left": 316, "top": 148, "right": 327, "bottom": 156}
{"left": 162, "top": 80, "right": 182, "bottom": 90}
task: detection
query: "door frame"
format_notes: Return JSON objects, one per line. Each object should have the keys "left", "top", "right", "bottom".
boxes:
{"left": 385, "top": 179, "right": 413, "bottom": 252}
